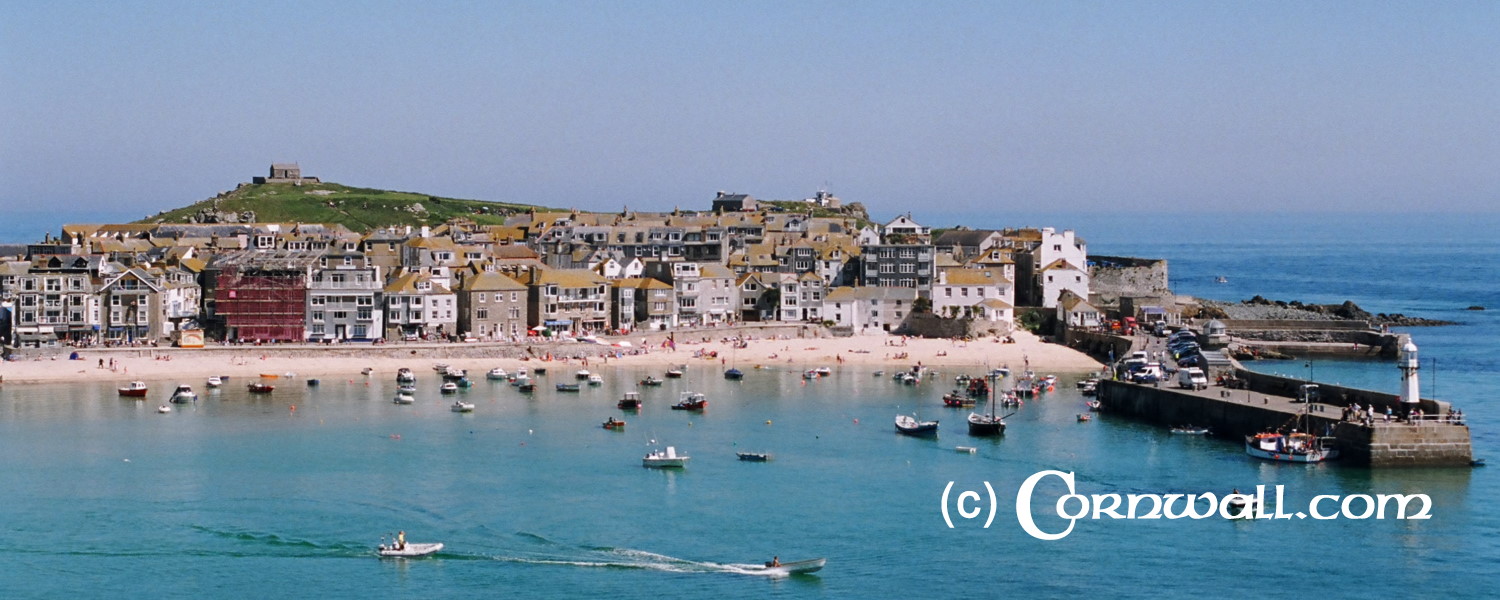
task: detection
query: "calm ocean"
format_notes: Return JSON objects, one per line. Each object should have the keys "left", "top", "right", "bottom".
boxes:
{"left": 1, "top": 211, "right": 1495, "bottom": 598}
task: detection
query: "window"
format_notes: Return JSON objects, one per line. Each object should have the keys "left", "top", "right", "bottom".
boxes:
{"left": 311, "top": 296, "right": 326, "bottom": 306}
{"left": 353, "top": 325, "right": 368, "bottom": 338}
{"left": 313, "top": 311, "right": 325, "bottom": 322}
{"left": 22, "top": 279, "right": 35, "bottom": 291}
{"left": 511, "top": 292, "right": 520, "bottom": 303}
{"left": 477, "top": 308, "right": 489, "bottom": 319}
{"left": 357, "top": 296, "right": 372, "bottom": 306}
{"left": 21, "top": 295, "right": 36, "bottom": 307}
{"left": 44, "top": 279, "right": 61, "bottom": 292}
{"left": 508, "top": 308, "right": 521, "bottom": 319}
{"left": 332, "top": 311, "right": 348, "bottom": 320}
{"left": 70, "top": 279, "right": 83, "bottom": 290}
{"left": 944, "top": 288, "right": 952, "bottom": 297}
{"left": 961, "top": 288, "right": 969, "bottom": 297}
{"left": 331, "top": 273, "right": 346, "bottom": 284}
{"left": 478, "top": 293, "right": 487, "bottom": 303}
{"left": 653, "top": 301, "right": 667, "bottom": 311}
{"left": 311, "top": 324, "right": 325, "bottom": 334}
{"left": 899, "top": 264, "right": 914, "bottom": 274}
{"left": 358, "top": 307, "right": 372, "bottom": 321}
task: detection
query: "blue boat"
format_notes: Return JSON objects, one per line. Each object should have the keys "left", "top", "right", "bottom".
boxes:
{"left": 724, "top": 368, "right": 743, "bottom": 380}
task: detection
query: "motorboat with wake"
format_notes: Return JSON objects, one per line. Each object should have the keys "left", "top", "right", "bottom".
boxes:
{"left": 747, "top": 557, "right": 826, "bottom": 575}
{"left": 377, "top": 540, "right": 443, "bottom": 558}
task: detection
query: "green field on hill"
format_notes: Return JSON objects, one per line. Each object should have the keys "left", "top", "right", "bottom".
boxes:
{"left": 140, "top": 182, "right": 562, "bottom": 231}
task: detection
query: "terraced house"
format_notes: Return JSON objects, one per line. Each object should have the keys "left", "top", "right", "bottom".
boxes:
{"left": 454, "top": 270, "right": 528, "bottom": 342}
{"left": 527, "top": 268, "right": 611, "bottom": 337}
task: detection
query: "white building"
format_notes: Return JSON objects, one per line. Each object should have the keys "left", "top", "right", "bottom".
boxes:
{"left": 822, "top": 286, "right": 918, "bottom": 333}
{"left": 931, "top": 269, "right": 1014, "bottom": 326}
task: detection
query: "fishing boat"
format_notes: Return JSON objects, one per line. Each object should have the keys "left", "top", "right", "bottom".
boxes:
{"left": 439, "top": 382, "right": 458, "bottom": 394}
{"left": 664, "top": 367, "right": 685, "bottom": 379}
{"left": 393, "top": 392, "right": 415, "bottom": 404}
{"left": 397, "top": 384, "right": 417, "bottom": 394}
{"left": 942, "top": 391, "right": 975, "bottom": 408}
{"left": 555, "top": 383, "right": 581, "bottom": 392}
{"left": 1079, "top": 379, "right": 1099, "bottom": 397}
{"left": 156, "top": 404, "right": 172, "bottom": 414}
{"left": 205, "top": 376, "right": 223, "bottom": 388}
{"left": 510, "top": 374, "right": 530, "bottom": 387}
{"left": 617, "top": 391, "right": 642, "bottom": 410}
{"left": 1245, "top": 431, "right": 1338, "bottom": 462}
{"left": 376, "top": 540, "right": 443, "bottom": 558}
{"left": 397, "top": 368, "right": 416, "bottom": 383}
{"left": 642, "top": 446, "right": 689, "bottom": 468}
{"left": 1246, "top": 409, "right": 1340, "bottom": 463}
{"left": 247, "top": 383, "right": 275, "bottom": 394}
{"left": 736, "top": 452, "right": 771, "bottom": 462}
{"left": 518, "top": 382, "right": 536, "bottom": 393}
{"left": 450, "top": 401, "right": 474, "bottom": 413}
{"left": 588, "top": 374, "right": 603, "bottom": 386}
{"left": 169, "top": 384, "right": 197, "bottom": 403}
{"left": 603, "top": 417, "right": 626, "bottom": 430}
{"left": 724, "top": 367, "right": 744, "bottom": 380}
{"left": 750, "top": 557, "right": 826, "bottom": 576}
{"left": 118, "top": 381, "right": 149, "bottom": 397}
{"left": 802, "top": 369, "right": 820, "bottom": 380}
{"left": 454, "top": 377, "right": 474, "bottom": 388}
{"left": 1077, "top": 413, "right": 1092, "bottom": 422}
{"left": 639, "top": 375, "right": 664, "bottom": 387}
{"left": 671, "top": 391, "right": 707, "bottom": 411}
{"left": 576, "top": 369, "right": 592, "bottom": 380}
{"left": 485, "top": 368, "right": 508, "bottom": 380}
{"left": 1171, "top": 425, "right": 1210, "bottom": 435}
{"left": 532, "top": 367, "right": 547, "bottom": 376}
{"left": 894, "top": 414, "right": 939, "bottom": 437}
{"left": 441, "top": 367, "right": 467, "bottom": 381}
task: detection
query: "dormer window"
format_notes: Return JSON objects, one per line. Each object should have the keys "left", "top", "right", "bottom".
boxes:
{"left": 417, "top": 281, "right": 431, "bottom": 291}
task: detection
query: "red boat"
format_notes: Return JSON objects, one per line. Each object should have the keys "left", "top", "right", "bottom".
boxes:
{"left": 942, "top": 391, "right": 975, "bottom": 407}
{"left": 118, "top": 381, "right": 149, "bottom": 397}
{"left": 247, "top": 383, "right": 275, "bottom": 394}
{"left": 603, "top": 417, "right": 626, "bottom": 430}
{"left": 670, "top": 391, "right": 707, "bottom": 411}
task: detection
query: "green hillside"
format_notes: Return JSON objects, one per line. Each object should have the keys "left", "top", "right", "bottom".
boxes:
{"left": 140, "top": 182, "right": 563, "bottom": 231}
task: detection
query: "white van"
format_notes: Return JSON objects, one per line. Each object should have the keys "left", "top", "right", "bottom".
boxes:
{"left": 1178, "top": 367, "right": 1208, "bottom": 390}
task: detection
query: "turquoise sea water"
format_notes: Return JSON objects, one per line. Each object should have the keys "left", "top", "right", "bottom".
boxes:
{"left": 2, "top": 212, "right": 1496, "bottom": 598}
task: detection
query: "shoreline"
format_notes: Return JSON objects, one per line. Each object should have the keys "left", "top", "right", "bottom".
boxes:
{"left": 0, "top": 330, "right": 1103, "bottom": 386}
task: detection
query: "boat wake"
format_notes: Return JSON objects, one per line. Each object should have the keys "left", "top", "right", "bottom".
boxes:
{"left": 492, "top": 534, "right": 796, "bottom": 577}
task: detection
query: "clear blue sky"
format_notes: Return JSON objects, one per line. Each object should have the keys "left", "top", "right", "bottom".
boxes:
{"left": 2, "top": 0, "right": 1496, "bottom": 227}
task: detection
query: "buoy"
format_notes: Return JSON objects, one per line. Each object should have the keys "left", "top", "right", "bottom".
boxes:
{"left": 765, "top": 420, "right": 772, "bottom": 425}
{"left": 528, "top": 429, "right": 534, "bottom": 435}
{"left": 853, "top": 418, "right": 859, "bottom": 424}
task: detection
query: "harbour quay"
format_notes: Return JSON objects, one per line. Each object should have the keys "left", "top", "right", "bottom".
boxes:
{"left": 1097, "top": 363, "right": 1473, "bottom": 468}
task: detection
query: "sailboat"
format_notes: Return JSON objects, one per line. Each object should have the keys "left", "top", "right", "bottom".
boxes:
{"left": 968, "top": 370, "right": 1014, "bottom": 436}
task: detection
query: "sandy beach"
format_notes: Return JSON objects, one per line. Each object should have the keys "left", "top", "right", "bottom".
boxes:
{"left": 0, "top": 330, "right": 1102, "bottom": 386}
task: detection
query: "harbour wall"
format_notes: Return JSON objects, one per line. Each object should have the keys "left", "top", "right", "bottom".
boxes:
{"left": 1098, "top": 380, "right": 1473, "bottom": 467}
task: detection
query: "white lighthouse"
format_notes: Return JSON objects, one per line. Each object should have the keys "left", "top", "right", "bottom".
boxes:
{"left": 1399, "top": 339, "right": 1421, "bottom": 407}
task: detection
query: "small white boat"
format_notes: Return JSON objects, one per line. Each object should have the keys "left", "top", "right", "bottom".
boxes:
{"left": 377, "top": 542, "right": 443, "bottom": 558}
{"left": 486, "top": 368, "right": 508, "bottom": 380}
{"left": 169, "top": 384, "right": 197, "bottom": 403}
{"left": 587, "top": 374, "right": 603, "bottom": 386}
{"left": 813, "top": 367, "right": 832, "bottom": 376}
{"left": 397, "top": 384, "right": 417, "bottom": 394}
{"left": 393, "top": 393, "right": 415, "bottom": 405}
{"left": 205, "top": 376, "right": 223, "bottom": 388}
{"left": 510, "top": 374, "right": 530, "bottom": 387}
{"left": 432, "top": 363, "right": 450, "bottom": 373}
{"left": 361, "top": 367, "right": 374, "bottom": 376}
{"left": 643, "top": 446, "right": 689, "bottom": 468}
{"left": 451, "top": 401, "right": 475, "bottom": 413}
{"left": 749, "top": 557, "right": 826, "bottom": 575}
{"left": 576, "top": 369, "right": 592, "bottom": 380}
{"left": 156, "top": 404, "right": 172, "bottom": 414}
{"left": 118, "top": 381, "right": 149, "bottom": 398}
{"left": 397, "top": 368, "right": 416, "bottom": 383}
{"left": 440, "top": 382, "right": 458, "bottom": 394}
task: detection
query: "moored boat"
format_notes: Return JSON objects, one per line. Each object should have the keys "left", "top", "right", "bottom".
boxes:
{"left": 486, "top": 368, "right": 508, "bottom": 380}
{"left": 664, "top": 367, "right": 684, "bottom": 379}
{"left": 587, "top": 374, "right": 603, "bottom": 386}
{"left": 205, "top": 376, "right": 223, "bottom": 388}
{"left": 169, "top": 384, "right": 197, "bottom": 403}
{"left": 518, "top": 382, "right": 536, "bottom": 393}
{"left": 942, "top": 391, "right": 974, "bottom": 407}
{"left": 736, "top": 452, "right": 771, "bottom": 462}
{"left": 556, "top": 383, "right": 581, "bottom": 392}
{"left": 576, "top": 369, "right": 592, "bottom": 380}
{"left": 451, "top": 401, "right": 474, "bottom": 413}
{"left": 247, "top": 383, "right": 274, "bottom": 394}
{"left": 156, "top": 404, "right": 172, "bottom": 414}
{"left": 118, "top": 381, "right": 149, "bottom": 398}
{"left": 671, "top": 391, "right": 707, "bottom": 411}
{"left": 1171, "top": 425, "right": 1210, "bottom": 435}
{"left": 1077, "top": 413, "right": 1092, "bottom": 422}
{"left": 603, "top": 417, "right": 626, "bottom": 430}
{"left": 439, "top": 382, "right": 458, "bottom": 394}
{"left": 895, "top": 414, "right": 939, "bottom": 437}
{"left": 617, "top": 391, "right": 642, "bottom": 410}
{"left": 640, "top": 375, "right": 664, "bottom": 387}
{"left": 643, "top": 446, "right": 689, "bottom": 468}
{"left": 724, "top": 367, "right": 744, "bottom": 380}
{"left": 397, "top": 368, "right": 416, "bottom": 383}
{"left": 1245, "top": 432, "right": 1338, "bottom": 463}
{"left": 393, "top": 392, "right": 415, "bottom": 404}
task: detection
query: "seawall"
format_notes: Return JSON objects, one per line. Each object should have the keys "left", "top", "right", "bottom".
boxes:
{"left": 1098, "top": 380, "right": 1472, "bottom": 467}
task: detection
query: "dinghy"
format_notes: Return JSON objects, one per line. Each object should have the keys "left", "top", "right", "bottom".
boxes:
{"left": 376, "top": 542, "right": 444, "bottom": 558}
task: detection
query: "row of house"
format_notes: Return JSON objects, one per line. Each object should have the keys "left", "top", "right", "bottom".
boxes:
{"left": 1, "top": 190, "right": 1089, "bottom": 347}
